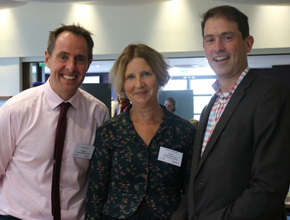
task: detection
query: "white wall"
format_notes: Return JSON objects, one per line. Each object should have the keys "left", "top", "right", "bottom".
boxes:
{"left": 0, "top": 0, "right": 290, "bottom": 96}
{"left": 0, "top": 100, "right": 7, "bottom": 108}
{"left": 1, "top": 0, "right": 290, "bottom": 58}
{"left": 0, "top": 58, "right": 20, "bottom": 96}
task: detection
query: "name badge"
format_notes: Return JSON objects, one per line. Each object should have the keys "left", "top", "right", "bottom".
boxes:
{"left": 73, "top": 144, "right": 95, "bottom": 159}
{"left": 158, "top": 146, "right": 183, "bottom": 167}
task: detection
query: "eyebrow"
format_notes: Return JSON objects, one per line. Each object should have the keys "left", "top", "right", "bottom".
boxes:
{"left": 57, "top": 51, "right": 87, "bottom": 58}
{"left": 57, "top": 51, "right": 70, "bottom": 56}
{"left": 204, "top": 31, "right": 234, "bottom": 39}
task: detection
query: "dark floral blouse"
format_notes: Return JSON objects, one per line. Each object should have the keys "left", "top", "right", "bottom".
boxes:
{"left": 85, "top": 105, "right": 196, "bottom": 220}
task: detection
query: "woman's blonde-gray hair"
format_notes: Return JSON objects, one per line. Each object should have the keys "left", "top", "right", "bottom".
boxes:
{"left": 109, "top": 43, "right": 170, "bottom": 95}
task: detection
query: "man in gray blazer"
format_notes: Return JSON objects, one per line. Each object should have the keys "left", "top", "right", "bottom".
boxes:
{"left": 171, "top": 5, "right": 290, "bottom": 220}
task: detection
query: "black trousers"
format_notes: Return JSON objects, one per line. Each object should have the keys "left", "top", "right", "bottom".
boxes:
{"left": 0, "top": 216, "right": 21, "bottom": 220}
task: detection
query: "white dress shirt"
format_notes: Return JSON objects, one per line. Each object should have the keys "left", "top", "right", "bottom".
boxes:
{"left": 0, "top": 80, "right": 110, "bottom": 220}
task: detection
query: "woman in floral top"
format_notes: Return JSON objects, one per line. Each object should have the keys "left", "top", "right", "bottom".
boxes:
{"left": 85, "top": 44, "right": 196, "bottom": 220}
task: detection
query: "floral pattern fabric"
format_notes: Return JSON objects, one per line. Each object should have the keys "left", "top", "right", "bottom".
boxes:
{"left": 85, "top": 105, "right": 196, "bottom": 220}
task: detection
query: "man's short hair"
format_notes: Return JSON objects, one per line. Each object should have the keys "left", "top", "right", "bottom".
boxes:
{"left": 47, "top": 24, "right": 94, "bottom": 61}
{"left": 201, "top": 5, "right": 250, "bottom": 40}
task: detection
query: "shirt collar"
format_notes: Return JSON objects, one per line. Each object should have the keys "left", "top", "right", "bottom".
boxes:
{"left": 43, "top": 78, "right": 80, "bottom": 110}
{"left": 212, "top": 67, "right": 250, "bottom": 97}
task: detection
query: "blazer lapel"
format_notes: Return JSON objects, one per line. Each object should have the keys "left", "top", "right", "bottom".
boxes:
{"left": 196, "top": 70, "right": 256, "bottom": 172}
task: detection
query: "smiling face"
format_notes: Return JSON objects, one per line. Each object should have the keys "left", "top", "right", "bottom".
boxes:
{"left": 203, "top": 17, "right": 254, "bottom": 81}
{"left": 45, "top": 31, "right": 92, "bottom": 100}
{"left": 124, "top": 57, "right": 160, "bottom": 108}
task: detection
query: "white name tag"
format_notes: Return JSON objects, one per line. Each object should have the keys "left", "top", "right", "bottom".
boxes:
{"left": 158, "top": 146, "right": 183, "bottom": 167}
{"left": 73, "top": 144, "right": 95, "bottom": 159}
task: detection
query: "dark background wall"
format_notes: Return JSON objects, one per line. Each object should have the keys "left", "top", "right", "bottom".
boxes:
{"left": 253, "top": 65, "right": 290, "bottom": 89}
{"left": 158, "top": 90, "right": 194, "bottom": 120}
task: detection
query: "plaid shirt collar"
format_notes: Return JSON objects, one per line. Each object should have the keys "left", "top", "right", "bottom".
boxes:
{"left": 212, "top": 67, "right": 250, "bottom": 97}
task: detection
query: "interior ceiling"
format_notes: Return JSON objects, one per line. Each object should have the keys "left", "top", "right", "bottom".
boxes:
{"left": 1, "top": 0, "right": 290, "bottom": 5}
{"left": 0, "top": 0, "right": 94, "bottom": 3}
{"left": 1, "top": 0, "right": 169, "bottom": 3}
{"left": 1, "top": 0, "right": 290, "bottom": 71}
{"left": 0, "top": 0, "right": 27, "bottom": 8}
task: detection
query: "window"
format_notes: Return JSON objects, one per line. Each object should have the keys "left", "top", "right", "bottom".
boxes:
{"left": 82, "top": 76, "right": 100, "bottom": 84}
{"left": 164, "top": 68, "right": 216, "bottom": 120}
{"left": 190, "top": 79, "right": 216, "bottom": 95}
{"left": 190, "top": 78, "right": 216, "bottom": 120}
{"left": 163, "top": 79, "right": 187, "bottom": 90}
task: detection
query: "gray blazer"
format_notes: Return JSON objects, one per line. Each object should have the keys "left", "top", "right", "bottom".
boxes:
{"left": 172, "top": 70, "right": 290, "bottom": 220}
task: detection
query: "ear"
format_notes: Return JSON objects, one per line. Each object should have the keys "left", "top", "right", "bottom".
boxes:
{"left": 202, "top": 42, "right": 209, "bottom": 59}
{"left": 86, "top": 59, "right": 93, "bottom": 72}
{"left": 44, "top": 50, "right": 51, "bottom": 68}
{"left": 245, "top": 35, "right": 254, "bottom": 53}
